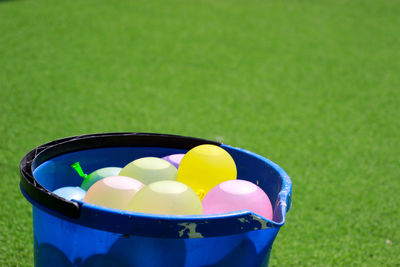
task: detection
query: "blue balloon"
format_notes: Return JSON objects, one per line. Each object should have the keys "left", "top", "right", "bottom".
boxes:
{"left": 53, "top": 186, "right": 86, "bottom": 201}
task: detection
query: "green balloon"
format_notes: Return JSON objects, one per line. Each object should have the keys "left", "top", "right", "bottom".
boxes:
{"left": 81, "top": 167, "right": 122, "bottom": 190}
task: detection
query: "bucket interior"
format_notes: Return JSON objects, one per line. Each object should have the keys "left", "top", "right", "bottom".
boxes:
{"left": 32, "top": 145, "right": 285, "bottom": 223}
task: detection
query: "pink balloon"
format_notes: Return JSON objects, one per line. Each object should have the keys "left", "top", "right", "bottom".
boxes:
{"left": 202, "top": 179, "right": 273, "bottom": 220}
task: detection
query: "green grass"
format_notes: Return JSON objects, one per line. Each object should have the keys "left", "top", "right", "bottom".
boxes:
{"left": 1, "top": 0, "right": 399, "bottom": 265}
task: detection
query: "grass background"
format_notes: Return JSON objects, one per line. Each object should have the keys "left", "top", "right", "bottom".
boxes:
{"left": 0, "top": 0, "right": 399, "bottom": 265}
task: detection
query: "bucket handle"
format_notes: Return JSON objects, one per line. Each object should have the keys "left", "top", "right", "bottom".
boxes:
{"left": 19, "top": 132, "right": 220, "bottom": 218}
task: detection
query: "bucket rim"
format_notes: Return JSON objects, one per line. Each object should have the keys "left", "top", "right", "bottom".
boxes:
{"left": 20, "top": 132, "right": 292, "bottom": 238}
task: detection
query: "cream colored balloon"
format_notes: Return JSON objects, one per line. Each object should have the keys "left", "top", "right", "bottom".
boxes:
{"left": 119, "top": 157, "right": 177, "bottom": 184}
{"left": 127, "top": 180, "right": 202, "bottom": 215}
{"left": 84, "top": 176, "right": 144, "bottom": 210}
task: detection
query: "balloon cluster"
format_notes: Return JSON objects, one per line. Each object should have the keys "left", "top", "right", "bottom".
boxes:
{"left": 53, "top": 145, "right": 273, "bottom": 220}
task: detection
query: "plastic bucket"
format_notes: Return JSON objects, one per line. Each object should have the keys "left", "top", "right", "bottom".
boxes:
{"left": 20, "top": 133, "right": 292, "bottom": 267}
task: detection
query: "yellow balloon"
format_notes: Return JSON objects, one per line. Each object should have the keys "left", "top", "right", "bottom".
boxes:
{"left": 177, "top": 144, "right": 237, "bottom": 200}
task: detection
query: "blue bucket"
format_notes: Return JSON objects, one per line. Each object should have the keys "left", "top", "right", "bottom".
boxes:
{"left": 20, "top": 133, "right": 292, "bottom": 267}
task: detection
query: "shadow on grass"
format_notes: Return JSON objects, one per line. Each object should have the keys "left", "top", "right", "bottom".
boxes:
{"left": 0, "top": 0, "right": 23, "bottom": 3}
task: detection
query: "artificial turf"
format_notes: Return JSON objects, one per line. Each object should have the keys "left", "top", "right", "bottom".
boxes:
{"left": 0, "top": 0, "right": 399, "bottom": 265}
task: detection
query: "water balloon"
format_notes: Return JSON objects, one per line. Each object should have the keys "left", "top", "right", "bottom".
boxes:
{"left": 162, "top": 154, "right": 185, "bottom": 169}
{"left": 127, "top": 180, "right": 202, "bottom": 215}
{"left": 202, "top": 179, "right": 273, "bottom": 220}
{"left": 84, "top": 176, "right": 144, "bottom": 210}
{"left": 53, "top": 186, "right": 86, "bottom": 201}
{"left": 177, "top": 144, "right": 236, "bottom": 199}
{"left": 119, "top": 157, "right": 177, "bottom": 184}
